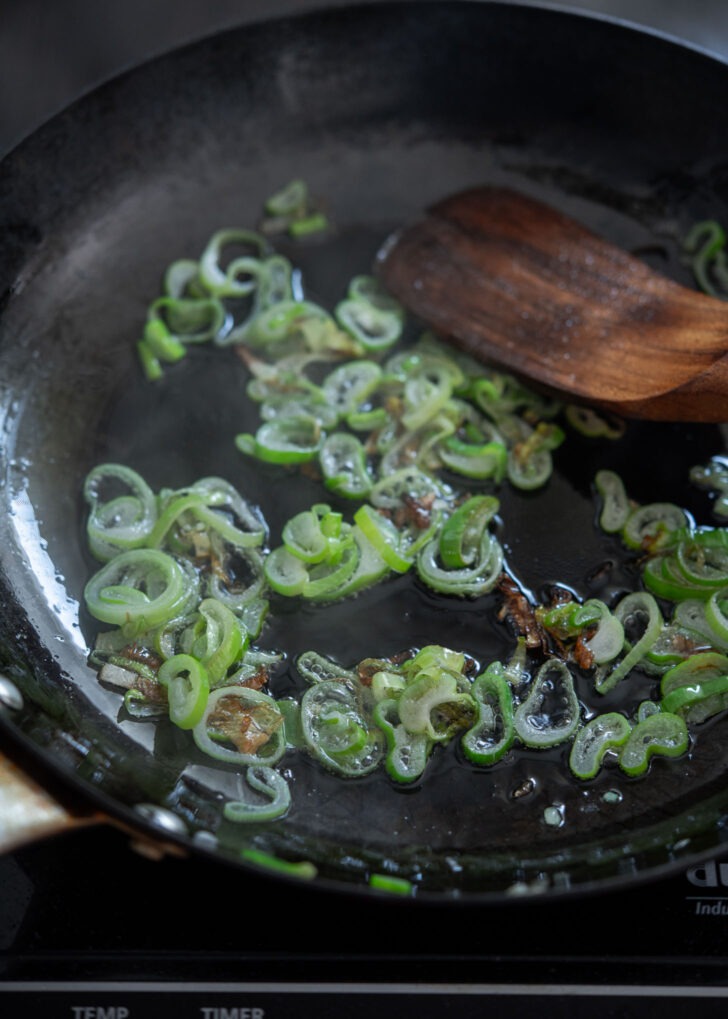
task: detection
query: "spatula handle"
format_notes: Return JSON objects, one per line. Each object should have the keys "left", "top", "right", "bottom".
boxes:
{"left": 0, "top": 747, "right": 90, "bottom": 855}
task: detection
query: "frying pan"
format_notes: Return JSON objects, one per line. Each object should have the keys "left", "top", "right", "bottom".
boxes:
{"left": 2, "top": 0, "right": 728, "bottom": 902}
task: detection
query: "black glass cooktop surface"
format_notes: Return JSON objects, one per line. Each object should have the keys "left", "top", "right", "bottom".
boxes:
{"left": 1, "top": 825, "right": 728, "bottom": 1017}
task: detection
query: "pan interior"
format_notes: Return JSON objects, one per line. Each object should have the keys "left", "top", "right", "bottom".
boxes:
{"left": 2, "top": 2, "right": 728, "bottom": 899}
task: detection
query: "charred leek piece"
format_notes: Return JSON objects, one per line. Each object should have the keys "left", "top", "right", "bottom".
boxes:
{"left": 193, "top": 686, "right": 286, "bottom": 766}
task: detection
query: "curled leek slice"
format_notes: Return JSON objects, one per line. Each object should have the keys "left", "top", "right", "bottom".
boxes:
{"left": 348, "top": 275, "right": 404, "bottom": 316}
{"left": 296, "top": 650, "right": 359, "bottom": 688}
{"left": 198, "top": 228, "right": 269, "bottom": 297}
{"left": 373, "top": 698, "right": 432, "bottom": 783}
{"left": 676, "top": 530, "right": 728, "bottom": 590}
{"left": 397, "top": 649, "right": 475, "bottom": 743}
{"left": 618, "top": 712, "right": 689, "bottom": 776}
{"left": 84, "top": 464, "right": 157, "bottom": 561}
{"left": 661, "top": 674, "right": 728, "bottom": 724}
{"left": 461, "top": 663, "right": 515, "bottom": 766}
{"left": 353, "top": 504, "right": 413, "bottom": 573}
{"left": 157, "top": 654, "right": 210, "bottom": 730}
{"left": 244, "top": 299, "right": 331, "bottom": 348}
{"left": 568, "top": 713, "right": 632, "bottom": 780}
{"left": 281, "top": 504, "right": 343, "bottom": 564}
{"left": 594, "top": 469, "right": 631, "bottom": 534}
{"left": 319, "top": 433, "right": 373, "bottom": 499}
{"left": 507, "top": 422, "right": 564, "bottom": 491}
{"left": 149, "top": 477, "right": 267, "bottom": 551}
{"left": 301, "top": 680, "right": 383, "bottom": 777}
{"left": 595, "top": 592, "right": 662, "bottom": 693}
{"left": 321, "top": 359, "right": 383, "bottom": 416}
{"left": 514, "top": 659, "right": 580, "bottom": 749}
{"left": 264, "top": 546, "right": 309, "bottom": 597}
{"left": 622, "top": 502, "right": 689, "bottom": 551}
{"left": 581, "top": 600, "right": 625, "bottom": 665}
{"left": 438, "top": 495, "right": 500, "bottom": 570}
{"left": 660, "top": 651, "right": 728, "bottom": 723}
{"left": 223, "top": 766, "right": 291, "bottom": 823}
{"left": 438, "top": 435, "right": 507, "bottom": 481}
{"left": 147, "top": 295, "right": 226, "bottom": 346}
{"left": 236, "top": 414, "right": 322, "bottom": 464}
{"left": 335, "top": 299, "right": 402, "bottom": 354}
{"left": 188, "top": 598, "right": 247, "bottom": 686}
{"left": 84, "top": 549, "right": 187, "bottom": 629}
{"left": 416, "top": 528, "right": 503, "bottom": 597}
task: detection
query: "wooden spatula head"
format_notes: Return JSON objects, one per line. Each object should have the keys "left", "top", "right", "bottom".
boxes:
{"left": 376, "top": 187, "right": 728, "bottom": 422}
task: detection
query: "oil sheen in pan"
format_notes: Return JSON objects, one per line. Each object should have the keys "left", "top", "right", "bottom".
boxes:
{"left": 87, "top": 223, "right": 728, "bottom": 879}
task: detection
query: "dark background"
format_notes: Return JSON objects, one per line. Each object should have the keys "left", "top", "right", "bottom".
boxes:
{"left": 2, "top": 0, "right": 728, "bottom": 158}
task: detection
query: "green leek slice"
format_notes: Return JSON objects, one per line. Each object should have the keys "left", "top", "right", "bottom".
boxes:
{"left": 618, "top": 712, "right": 689, "bottom": 776}
{"left": 514, "top": 660, "right": 580, "bottom": 748}
{"left": 569, "top": 713, "right": 632, "bottom": 779}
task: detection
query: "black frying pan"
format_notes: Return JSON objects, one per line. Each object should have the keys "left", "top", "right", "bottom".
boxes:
{"left": 2, "top": 0, "right": 728, "bottom": 902}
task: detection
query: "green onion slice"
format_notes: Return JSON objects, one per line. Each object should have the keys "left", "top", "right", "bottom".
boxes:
{"left": 300, "top": 680, "right": 383, "bottom": 777}
{"left": 319, "top": 433, "right": 373, "bottom": 499}
{"left": 514, "top": 660, "right": 580, "bottom": 748}
{"left": 416, "top": 529, "right": 503, "bottom": 597}
{"left": 661, "top": 673, "right": 728, "bottom": 724}
{"left": 84, "top": 464, "right": 158, "bottom": 561}
{"left": 568, "top": 712, "right": 632, "bottom": 779}
{"left": 373, "top": 698, "right": 432, "bottom": 783}
{"left": 335, "top": 298, "right": 402, "bottom": 353}
{"left": 198, "top": 228, "right": 269, "bottom": 297}
{"left": 461, "top": 663, "right": 515, "bottom": 766}
{"left": 188, "top": 598, "right": 247, "bottom": 686}
{"left": 618, "top": 712, "right": 689, "bottom": 776}
{"left": 84, "top": 549, "right": 188, "bottom": 629}
{"left": 595, "top": 592, "right": 662, "bottom": 693}
{"left": 223, "top": 766, "right": 291, "bottom": 823}
{"left": 438, "top": 495, "right": 499, "bottom": 569}
{"left": 622, "top": 502, "right": 689, "bottom": 552}
{"left": 157, "top": 653, "right": 210, "bottom": 729}
{"left": 594, "top": 469, "right": 631, "bottom": 534}
{"left": 237, "top": 414, "right": 322, "bottom": 464}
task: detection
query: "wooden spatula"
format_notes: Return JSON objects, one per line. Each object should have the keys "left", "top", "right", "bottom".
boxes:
{"left": 375, "top": 186, "right": 728, "bottom": 422}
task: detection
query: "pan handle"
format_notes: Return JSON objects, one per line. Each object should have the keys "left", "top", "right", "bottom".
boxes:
{"left": 0, "top": 747, "right": 97, "bottom": 855}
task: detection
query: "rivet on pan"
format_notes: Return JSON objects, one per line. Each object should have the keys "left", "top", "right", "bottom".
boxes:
{"left": 134, "top": 803, "right": 188, "bottom": 837}
{"left": 0, "top": 674, "right": 24, "bottom": 713}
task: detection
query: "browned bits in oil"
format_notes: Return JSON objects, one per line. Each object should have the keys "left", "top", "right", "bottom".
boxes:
{"left": 123, "top": 643, "right": 164, "bottom": 672}
{"left": 238, "top": 668, "right": 270, "bottom": 691}
{"left": 392, "top": 491, "right": 436, "bottom": 531}
{"left": 496, "top": 573, "right": 546, "bottom": 651}
{"left": 573, "top": 634, "right": 596, "bottom": 671}
{"left": 511, "top": 779, "right": 535, "bottom": 800}
{"left": 134, "top": 676, "right": 168, "bottom": 704}
{"left": 208, "top": 695, "right": 283, "bottom": 754}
